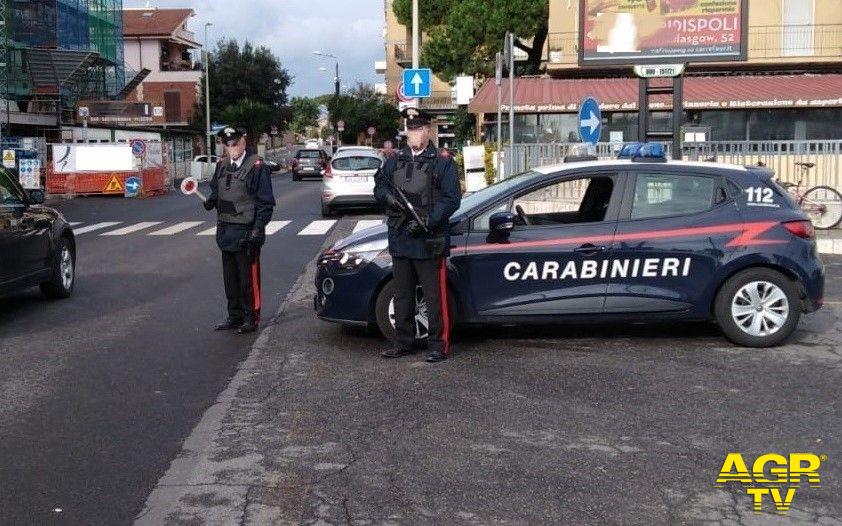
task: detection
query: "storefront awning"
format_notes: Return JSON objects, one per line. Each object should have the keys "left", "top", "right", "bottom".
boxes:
{"left": 468, "top": 74, "right": 842, "bottom": 114}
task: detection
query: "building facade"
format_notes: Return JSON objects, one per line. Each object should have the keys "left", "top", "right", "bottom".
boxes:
{"left": 380, "top": 0, "right": 458, "bottom": 147}
{"left": 469, "top": 0, "right": 842, "bottom": 144}
{"left": 122, "top": 7, "right": 202, "bottom": 126}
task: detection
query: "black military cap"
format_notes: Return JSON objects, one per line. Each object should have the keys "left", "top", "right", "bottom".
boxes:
{"left": 401, "top": 107, "right": 432, "bottom": 129}
{"left": 217, "top": 126, "right": 247, "bottom": 143}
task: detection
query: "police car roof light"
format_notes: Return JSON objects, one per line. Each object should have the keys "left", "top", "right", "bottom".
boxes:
{"left": 632, "top": 142, "right": 667, "bottom": 163}
{"left": 564, "top": 143, "right": 598, "bottom": 163}
{"left": 617, "top": 142, "right": 643, "bottom": 159}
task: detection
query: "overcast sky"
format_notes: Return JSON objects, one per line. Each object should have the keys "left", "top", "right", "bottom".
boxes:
{"left": 124, "top": 0, "right": 385, "bottom": 99}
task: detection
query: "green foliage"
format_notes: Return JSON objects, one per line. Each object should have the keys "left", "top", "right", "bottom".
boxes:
{"left": 198, "top": 39, "right": 292, "bottom": 129}
{"left": 325, "top": 84, "right": 401, "bottom": 145}
{"left": 453, "top": 105, "right": 476, "bottom": 147}
{"left": 484, "top": 143, "right": 497, "bottom": 185}
{"left": 392, "top": 0, "right": 549, "bottom": 82}
{"left": 220, "top": 100, "right": 275, "bottom": 145}
{"left": 287, "top": 97, "right": 321, "bottom": 136}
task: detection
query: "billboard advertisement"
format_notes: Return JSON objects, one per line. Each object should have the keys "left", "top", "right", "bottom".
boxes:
{"left": 579, "top": 0, "right": 748, "bottom": 65}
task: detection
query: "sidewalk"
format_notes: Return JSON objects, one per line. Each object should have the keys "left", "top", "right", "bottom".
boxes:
{"left": 817, "top": 229, "right": 842, "bottom": 255}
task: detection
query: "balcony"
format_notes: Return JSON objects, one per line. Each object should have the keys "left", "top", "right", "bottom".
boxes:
{"left": 748, "top": 24, "right": 842, "bottom": 60}
{"left": 419, "top": 90, "right": 456, "bottom": 110}
{"left": 545, "top": 23, "right": 842, "bottom": 70}
{"left": 393, "top": 42, "right": 414, "bottom": 65}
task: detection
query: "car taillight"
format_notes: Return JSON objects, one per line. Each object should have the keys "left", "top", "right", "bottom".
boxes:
{"left": 323, "top": 162, "right": 332, "bottom": 178}
{"left": 783, "top": 220, "right": 815, "bottom": 239}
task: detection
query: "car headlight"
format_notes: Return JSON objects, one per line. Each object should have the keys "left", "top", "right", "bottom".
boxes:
{"left": 320, "top": 238, "right": 388, "bottom": 269}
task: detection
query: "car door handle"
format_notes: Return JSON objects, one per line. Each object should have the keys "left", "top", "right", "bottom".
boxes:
{"left": 574, "top": 244, "right": 606, "bottom": 254}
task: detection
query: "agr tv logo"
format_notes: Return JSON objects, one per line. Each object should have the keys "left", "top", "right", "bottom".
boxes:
{"left": 715, "top": 453, "right": 826, "bottom": 514}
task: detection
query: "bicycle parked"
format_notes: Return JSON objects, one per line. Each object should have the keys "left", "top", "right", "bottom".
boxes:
{"left": 777, "top": 162, "right": 842, "bottom": 230}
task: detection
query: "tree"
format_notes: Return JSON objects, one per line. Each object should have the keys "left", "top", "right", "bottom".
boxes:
{"left": 392, "top": 0, "right": 549, "bottom": 81}
{"left": 287, "top": 97, "right": 321, "bottom": 136}
{"left": 220, "top": 100, "right": 274, "bottom": 146}
{"left": 195, "top": 38, "right": 292, "bottom": 130}
{"left": 325, "top": 84, "right": 400, "bottom": 145}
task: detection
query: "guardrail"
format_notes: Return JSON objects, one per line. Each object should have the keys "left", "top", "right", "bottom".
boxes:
{"left": 503, "top": 141, "right": 842, "bottom": 191}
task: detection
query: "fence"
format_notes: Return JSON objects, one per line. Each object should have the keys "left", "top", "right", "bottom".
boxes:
{"left": 503, "top": 141, "right": 842, "bottom": 191}
{"left": 46, "top": 166, "right": 166, "bottom": 196}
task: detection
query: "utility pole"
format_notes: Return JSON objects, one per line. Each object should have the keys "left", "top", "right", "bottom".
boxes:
{"left": 495, "top": 51, "right": 503, "bottom": 181}
{"left": 508, "top": 32, "right": 514, "bottom": 153}
{"left": 314, "top": 51, "right": 341, "bottom": 150}
{"left": 204, "top": 22, "right": 213, "bottom": 164}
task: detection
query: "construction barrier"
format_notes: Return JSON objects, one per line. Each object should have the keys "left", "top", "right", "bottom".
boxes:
{"left": 46, "top": 166, "right": 168, "bottom": 197}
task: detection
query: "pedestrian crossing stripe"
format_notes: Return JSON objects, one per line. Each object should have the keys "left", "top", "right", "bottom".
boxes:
{"left": 72, "top": 219, "right": 384, "bottom": 238}
{"left": 103, "top": 175, "right": 123, "bottom": 193}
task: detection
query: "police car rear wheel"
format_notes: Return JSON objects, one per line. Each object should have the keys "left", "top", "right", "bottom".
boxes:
{"left": 40, "top": 238, "right": 74, "bottom": 299}
{"left": 714, "top": 268, "right": 800, "bottom": 347}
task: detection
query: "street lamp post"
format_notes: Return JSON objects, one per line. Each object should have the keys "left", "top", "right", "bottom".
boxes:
{"left": 204, "top": 22, "right": 213, "bottom": 166}
{"left": 313, "top": 51, "right": 341, "bottom": 149}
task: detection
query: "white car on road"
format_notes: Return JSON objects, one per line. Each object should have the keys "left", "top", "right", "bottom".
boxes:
{"left": 321, "top": 148, "right": 384, "bottom": 217}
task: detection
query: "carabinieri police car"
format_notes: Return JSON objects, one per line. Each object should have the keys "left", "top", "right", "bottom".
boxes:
{"left": 315, "top": 144, "right": 824, "bottom": 347}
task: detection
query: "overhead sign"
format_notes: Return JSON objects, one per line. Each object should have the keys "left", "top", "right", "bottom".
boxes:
{"left": 455, "top": 76, "right": 475, "bottom": 105}
{"left": 579, "top": 0, "right": 747, "bottom": 65}
{"left": 634, "top": 64, "right": 686, "bottom": 78}
{"left": 18, "top": 158, "right": 41, "bottom": 189}
{"left": 104, "top": 175, "right": 123, "bottom": 193}
{"left": 124, "top": 176, "right": 141, "bottom": 198}
{"left": 402, "top": 68, "right": 432, "bottom": 98}
{"left": 130, "top": 138, "right": 146, "bottom": 158}
{"left": 2, "top": 149, "right": 15, "bottom": 168}
{"left": 367, "top": 126, "right": 376, "bottom": 136}
{"left": 578, "top": 96, "right": 602, "bottom": 145}
{"left": 337, "top": 120, "right": 345, "bottom": 132}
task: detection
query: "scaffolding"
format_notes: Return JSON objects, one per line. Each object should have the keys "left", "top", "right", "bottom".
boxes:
{"left": 2, "top": 0, "right": 125, "bottom": 130}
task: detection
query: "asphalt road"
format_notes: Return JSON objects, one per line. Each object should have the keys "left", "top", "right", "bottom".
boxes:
{"left": 0, "top": 172, "right": 359, "bottom": 525}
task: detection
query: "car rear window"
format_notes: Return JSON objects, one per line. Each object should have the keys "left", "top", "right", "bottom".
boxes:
{"left": 331, "top": 156, "right": 382, "bottom": 171}
{"left": 631, "top": 173, "right": 716, "bottom": 219}
{"left": 297, "top": 150, "right": 322, "bottom": 158}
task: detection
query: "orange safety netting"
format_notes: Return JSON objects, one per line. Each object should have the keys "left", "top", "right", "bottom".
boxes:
{"left": 46, "top": 166, "right": 167, "bottom": 196}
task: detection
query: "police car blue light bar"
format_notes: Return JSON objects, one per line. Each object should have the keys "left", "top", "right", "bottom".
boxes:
{"left": 617, "top": 142, "right": 643, "bottom": 159}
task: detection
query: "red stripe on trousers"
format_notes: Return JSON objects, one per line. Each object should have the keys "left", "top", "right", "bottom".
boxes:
{"left": 438, "top": 258, "right": 450, "bottom": 356}
{"left": 251, "top": 253, "right": 261, "bottom": 319}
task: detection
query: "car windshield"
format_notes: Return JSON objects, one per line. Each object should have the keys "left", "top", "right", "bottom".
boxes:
{"left": 332, "top": 156, "right": 382, "bottom": 171}
{"left": 452, "top": 170, "right": 540, "bottom": 217}
{"left": 298, "top": 150, "right": 321, "bottom": 158}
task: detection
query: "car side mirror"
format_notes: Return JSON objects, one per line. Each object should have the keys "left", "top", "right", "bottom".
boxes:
{"left": 486, "top": 211, "right": 515, "bottom": 244}
{"left": 489, "top": 211, "right": 516, "bottom": 234}
{"left": 27, "top": 189, "right": 45, "bottom": 205}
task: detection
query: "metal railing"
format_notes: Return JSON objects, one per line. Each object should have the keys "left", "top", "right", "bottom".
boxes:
{"left": 503, "top": 141, "right": 842, "bottom": 190}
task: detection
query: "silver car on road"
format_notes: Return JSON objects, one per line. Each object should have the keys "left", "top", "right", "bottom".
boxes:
{"left": 321, "top": 148, "right": 385, "bottom": 217}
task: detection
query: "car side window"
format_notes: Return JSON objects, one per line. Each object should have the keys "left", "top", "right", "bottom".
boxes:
{"left": 0, "top": 169, "right": 24, "bottom": 205}
{"left": 631, "top": 173, "right": 716, "bottom": 220}
{"left": 512, "top": 176, "right": 615, "bottom": 226}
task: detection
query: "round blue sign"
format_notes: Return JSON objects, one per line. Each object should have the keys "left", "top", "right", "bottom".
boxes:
{"left": 130, "top": 139, "right": 146, "bottom": 158}
{"left": 578, "top": 97, "right": 602, "bottom": 145}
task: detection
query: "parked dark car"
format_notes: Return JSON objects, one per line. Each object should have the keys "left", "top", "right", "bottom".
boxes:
{"left": 291, "top": 148, "right": 330, "bottom": 181}
{"left": 0, "top": 168, "right": 76, "bottom": 299}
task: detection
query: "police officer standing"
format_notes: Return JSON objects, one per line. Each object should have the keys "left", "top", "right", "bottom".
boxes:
{"left": 374, "top": 108, "right": 461, "bottom": 362}
{"left": 203, "top": 126, "right": 275, "bottom": 334}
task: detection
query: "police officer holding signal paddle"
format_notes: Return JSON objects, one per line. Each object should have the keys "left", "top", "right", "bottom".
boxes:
{"left": 374, "top": 108, "right": 461, "bottom": 362}
{"left": 203, "top": 126, "right": 275, "bottom": 334}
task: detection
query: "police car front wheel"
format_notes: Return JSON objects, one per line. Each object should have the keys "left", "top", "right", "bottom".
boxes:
{"left": 374, "top": 280, "right": 456, "bottom": 343}
{"left": 714, "top": 268, "right": 800, "bottom": 348}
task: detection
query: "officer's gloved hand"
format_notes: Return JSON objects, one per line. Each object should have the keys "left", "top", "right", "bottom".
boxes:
{"left": 245, "top": 228, "right": 265, "bottom": 257}
{"left": 203, "top": 197, "right": 216, "bottom": 211}
{"left": 406, "top": 219, "right": 426, "bottom": 238}
{"left": 385, "top": 192, "right": 405, "bottom": 213}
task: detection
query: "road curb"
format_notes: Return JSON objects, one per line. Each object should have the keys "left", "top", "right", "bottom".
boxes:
{"left": 134, "top": 220, "right": 352, "bottom": 525}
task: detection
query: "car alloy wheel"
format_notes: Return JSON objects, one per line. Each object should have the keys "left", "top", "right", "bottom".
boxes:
{"left": 730, "top": 280, "right": 789, "bottom": 337}
{"left": 60, "top": 246, "right": 74, "bottom": 290}
{"left": 387, "top": 285, "right": 429, "bottom": 339}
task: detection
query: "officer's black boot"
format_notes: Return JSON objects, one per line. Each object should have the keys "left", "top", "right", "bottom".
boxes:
{"left": 380, "top": 347, "right": 416, "bottom": 358}
{"left": 215, "top": 318, "right": 242, "bottom": 330}
{"left": 425, "top": 350, "right": 448, "bottom": 363}
{"left": 237, "top": 319, "right": 258, "bottom": 334}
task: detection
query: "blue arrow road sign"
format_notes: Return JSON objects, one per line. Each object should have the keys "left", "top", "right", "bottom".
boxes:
{"left": 578, "top": 96, "right": 602, "bottom": 145}
{"left": 125, "top": 176, "right": 141, "bottom": 198}
{"left": 402, "top": 68, "right": 432, "bottom": 98}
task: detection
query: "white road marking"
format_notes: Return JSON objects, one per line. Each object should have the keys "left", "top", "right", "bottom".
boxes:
{"left": 353, "top": 220, "right": 383, "bottom": 233}
{"left": 148, "top": 221, "right": 205, "bottom": 236}
{"left": 197, "top": 226, "right": 217, "bottom": 236}
{"left": 100, "top": 221, "right": 163, "bottom": 236}
{"left": 265, "top": 220, "right": 291, "bottom": 235}
{"left": 69, "top": 222, "right": 83, "bottom": 227}
{"left": 72, "top": 222, "right": 122, "bottom": 234}
{"left": 297, "top": 220, "right": 336, "bottom": 236}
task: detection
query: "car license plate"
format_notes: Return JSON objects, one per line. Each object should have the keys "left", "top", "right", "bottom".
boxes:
{"left": 302, "top": 166, "right": 315, "bottom": 171}
{"left": 345, "top": 176, "right": 368, "bottom": 183}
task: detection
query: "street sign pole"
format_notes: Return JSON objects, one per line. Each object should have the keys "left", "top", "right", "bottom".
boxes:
{"left": 507, "top": 32, "right": 515, "bottom": 177}
{"left": 410, "top": 0, "right": 420, "bottom": 110}
{"left": 495, "top": 51, "right": 503, "bottom": 181}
